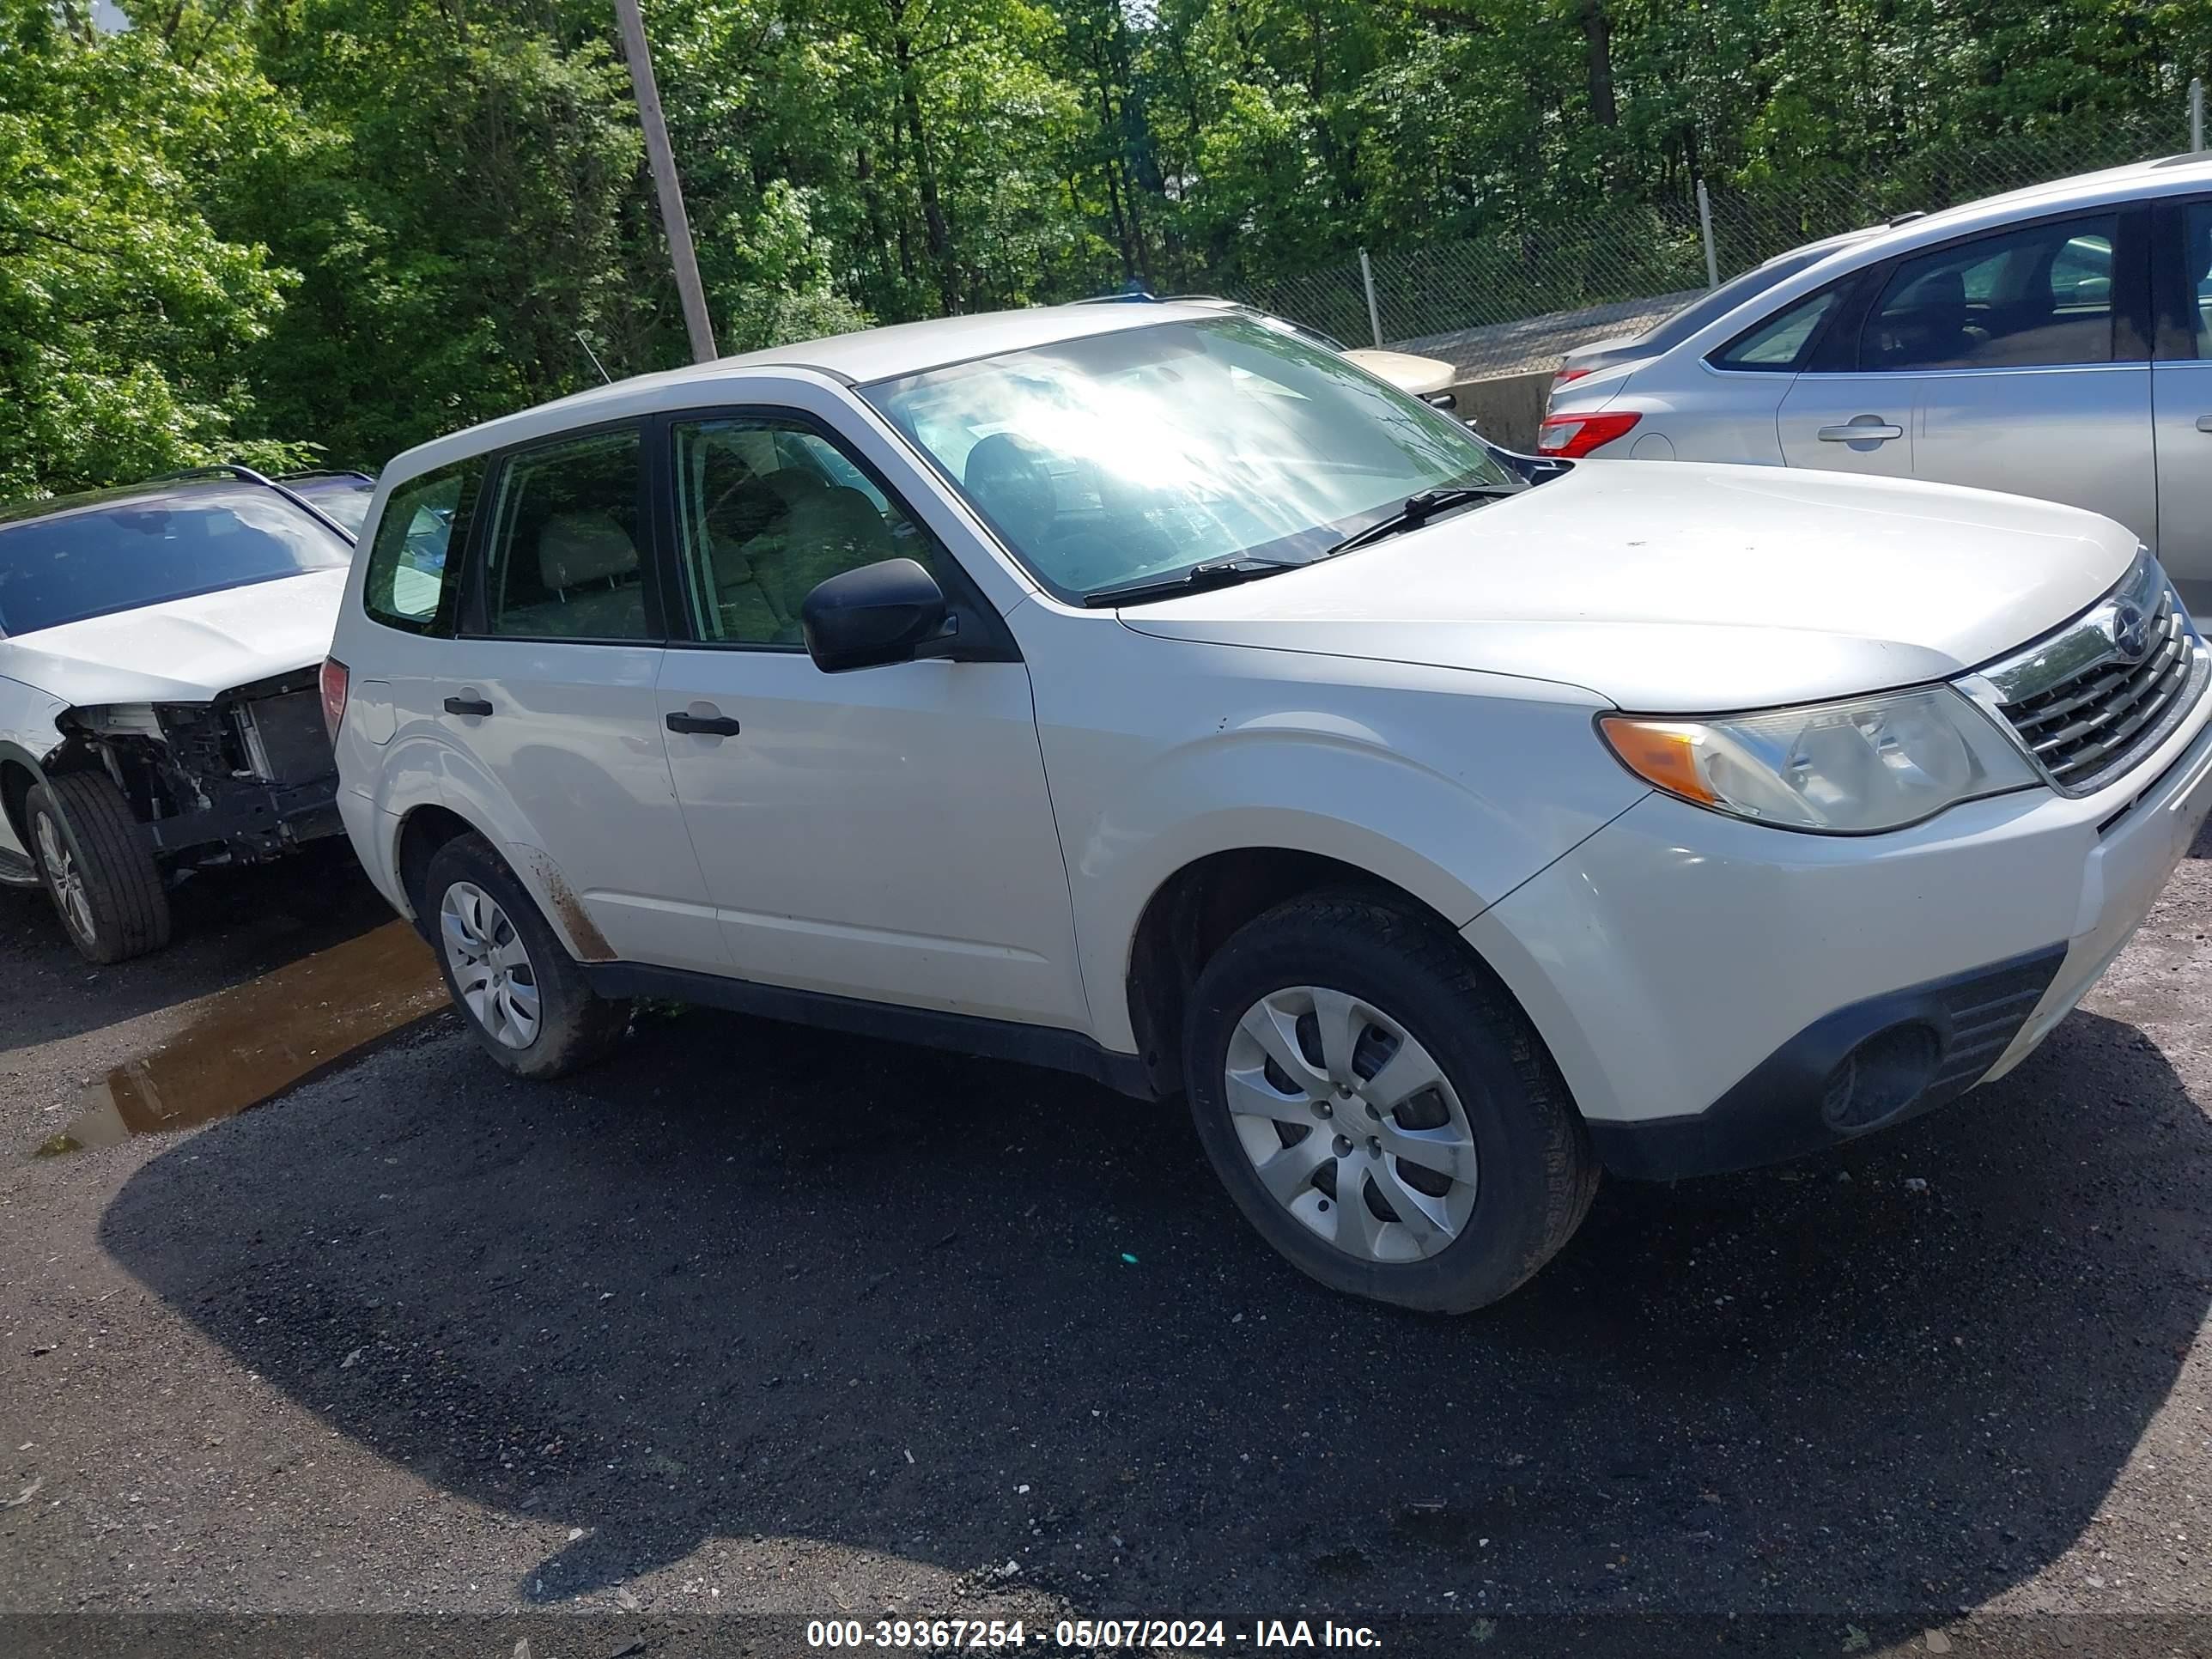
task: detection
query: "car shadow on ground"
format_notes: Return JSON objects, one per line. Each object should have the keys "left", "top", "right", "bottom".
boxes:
{"left": 101, "top": 1000, "right": 2208, "bottom": 1627}
{"left": 0, "top": 848, "right": 391, "bottom": 1054}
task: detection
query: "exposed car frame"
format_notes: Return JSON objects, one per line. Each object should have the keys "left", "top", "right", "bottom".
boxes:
{"left": 0, "top": 465, "right": 358, "bottom": 962}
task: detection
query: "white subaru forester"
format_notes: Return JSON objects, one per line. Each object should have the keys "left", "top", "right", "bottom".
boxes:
{"left": 327, "top": 301, "right": 2212, "bottom": 1313}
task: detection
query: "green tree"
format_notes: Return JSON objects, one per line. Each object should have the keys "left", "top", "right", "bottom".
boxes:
{"left": 0, "top": 1, "right": 309, "bottom": 497}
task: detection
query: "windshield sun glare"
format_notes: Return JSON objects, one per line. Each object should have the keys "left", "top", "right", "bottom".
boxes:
{"left": 862, "top": 316, "right": 1515, "bottom": 602}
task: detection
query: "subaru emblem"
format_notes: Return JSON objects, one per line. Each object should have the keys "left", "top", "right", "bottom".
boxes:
{"left": 2109, "top": 601, "right": 2154, "bottom": 664}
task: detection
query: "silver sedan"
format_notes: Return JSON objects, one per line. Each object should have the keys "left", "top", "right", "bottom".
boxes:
{"left": 1540, "top": 154, "right": 2212, "bottom": 612}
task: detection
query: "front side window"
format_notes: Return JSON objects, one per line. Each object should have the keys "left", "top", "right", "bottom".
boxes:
{"left": 0, "top": 487, "right": 351, "bottom": 637}
{"left": 861, "top": 315, "right": 1518, "bottom": 602}
{"left": 1861, "top": 214, "right": 2119, "bottom": 371}
{"left": 672, "top": 417, "right": 939, "bottom": 647}
{"left": 363, "top": 462, "right": 480, "bottom": 635}
{"left": 478, "top": 428, "right": 650, "bottom": 641}
{"left": 1711, "top": 283, "right": 1842, "bottom": 370}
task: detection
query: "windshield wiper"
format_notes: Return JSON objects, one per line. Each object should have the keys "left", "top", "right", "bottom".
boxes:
{"left": 1322, "top": 484, "right": 1516, "bottom": 559}
{"left": 1082, "top": 557, "right": 1306, "bottom": 608}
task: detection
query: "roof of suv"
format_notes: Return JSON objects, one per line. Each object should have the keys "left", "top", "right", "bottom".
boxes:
{"left": 384, "top": 300, "right": 1236, "bottom": 486}
{"left": 0, "top": 474, "right": 316, "bottom": 531}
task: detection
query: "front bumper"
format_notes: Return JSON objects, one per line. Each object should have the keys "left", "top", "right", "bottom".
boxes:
{"left": 1468, "top": 686, "right": 2212, "bottom": 1181}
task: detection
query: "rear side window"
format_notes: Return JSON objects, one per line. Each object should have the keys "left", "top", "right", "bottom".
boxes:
{"left": 362, "top": 462, "right": 481, "bottom": 635}
{"left": 478, "top": 427, "right": 652, "bottom": 641}
{"left": 1711, "top": 284, "right": 1842, "bottom": 371}
{"left": 1860, "top": 214, "right": 2118, "bottom": 371}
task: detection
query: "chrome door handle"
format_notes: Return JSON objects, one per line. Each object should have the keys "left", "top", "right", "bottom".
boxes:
{"left": 2196, "top": 415, "right": 2212, "bottom": 434}
{"left": 1817, "top": 421, "right": 1903, "bottom": 442}
{"left": 665, "top": 710, "right": 743, "bottom": 738}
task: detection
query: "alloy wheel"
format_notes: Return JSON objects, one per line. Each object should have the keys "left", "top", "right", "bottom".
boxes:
{"left": 34, "top": 812, "right": 94, "bottom": 949}
{"left": 1224, "top": 985, "right": 1479, "bottom": 1263}
{"left": 439, "top": 881, "right": 542, "bottom": 1048}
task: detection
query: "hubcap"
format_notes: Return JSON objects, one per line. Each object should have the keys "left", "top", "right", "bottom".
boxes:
{"left": 1224, "top": 986, "right": 1478, "bottom": 1264}
{"left": 439, "top": 882, "right": 541, "bottom": 1049}
{"left": 34, "top": 813, "right": 94, "bottom": 947}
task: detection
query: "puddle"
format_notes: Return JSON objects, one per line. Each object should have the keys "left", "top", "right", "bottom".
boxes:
{"left": 33, "top": 921, "right": 447, "bottom": 1157}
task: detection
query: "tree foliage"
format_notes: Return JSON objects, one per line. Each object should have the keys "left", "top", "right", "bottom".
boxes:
{"left": 1, "top": 0, "right": 2205, "bottom": 491}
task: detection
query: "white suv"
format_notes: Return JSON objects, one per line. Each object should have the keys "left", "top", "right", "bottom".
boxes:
{"left": 329, "top": 301, "right": 2212, "bottom": 1313}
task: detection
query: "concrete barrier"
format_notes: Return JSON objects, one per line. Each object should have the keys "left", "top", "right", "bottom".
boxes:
{"left": 1445, "top": 368, "right": 1553, "bottom": 453}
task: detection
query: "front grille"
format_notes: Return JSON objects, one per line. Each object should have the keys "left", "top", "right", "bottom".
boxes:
{"left": 1979, "top": 555, "right": 2208, "bottom": 796}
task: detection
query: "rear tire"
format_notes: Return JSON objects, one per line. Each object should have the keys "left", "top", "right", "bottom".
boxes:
{"left": 27, "top": 773, "right": 171, "bottom": 965}
{"left": 422, "top": 834, "right": 630, "bottom": 1079}
{"left": 1182, "top": 890, "right": 1597, "bottom": 1314}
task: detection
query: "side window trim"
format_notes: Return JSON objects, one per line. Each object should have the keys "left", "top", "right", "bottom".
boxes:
{"left": 651, "top": 404, "right": 1018, "bottom": 661}
{"left": 1844, "top": 204, "right": 2138, "bottom": 375}
{"left": 2114, "top": 201, "right": 2154, "bottom": 363}
{"left": 1799, "top": 264, "right": 1887, "bottom": 375}
{"left": 459, "top": 417, "right": 666, "bottom": 645}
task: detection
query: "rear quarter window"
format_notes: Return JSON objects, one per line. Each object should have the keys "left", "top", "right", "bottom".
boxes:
{"left": 362, "top": 460, "right": 483, "bottom": 635}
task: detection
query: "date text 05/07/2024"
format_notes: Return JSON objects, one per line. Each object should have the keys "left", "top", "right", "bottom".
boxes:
{"left": 805, "top": 1618, "right": 1384, "bottom": 1649}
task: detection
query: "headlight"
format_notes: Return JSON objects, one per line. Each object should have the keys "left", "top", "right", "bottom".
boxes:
{"left": 1599, "top": 687, "right": 2039, "bottom": 833}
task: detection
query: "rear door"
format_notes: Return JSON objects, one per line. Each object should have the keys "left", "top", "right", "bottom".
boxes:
{"left": 1893, "top": 210, "right": 2154, "bottom": 538}
{"left": 1774, "top": 268, "right": 1917, "bottom": 481}
{"left": 2152, "top": 196, "right": 2212, "bottom": 613}
{"left": 648, "top": 398, "right": 1087, "bottom": 1030}
{"left": 436, "top": 422, "right": 725, "bottom": 973}
{"left": 1783, "top": 210, "right": 2155, "bottom": 530}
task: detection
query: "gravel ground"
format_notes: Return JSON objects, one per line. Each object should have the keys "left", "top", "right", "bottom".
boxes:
{"left": 2, "top": 840, "right": 2209, "bottom": 1657}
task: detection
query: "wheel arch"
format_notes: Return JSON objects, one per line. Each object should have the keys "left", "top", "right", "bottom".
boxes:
{"left": 0, "top": 750, "right": 44, "bottom": 855}
{"left": 394, "top": 803, "right": 483, "bottom": 927}
{"left": 389, "top": 800, "right": 615, "bottom": 964}
{"left": 1122, "top": 846, "right": 1501, "bottom": 1099}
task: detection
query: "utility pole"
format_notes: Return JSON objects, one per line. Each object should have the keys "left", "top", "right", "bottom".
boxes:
{"left": 613, "top": 0, "right": 718, "bottom": 363}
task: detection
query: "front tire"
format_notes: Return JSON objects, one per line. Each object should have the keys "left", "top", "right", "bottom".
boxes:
{"left": 422, "top": 834, "right": 630, "bottom": 1079}
{"left": 26, "top": 773, "right": 171, "bottom": 965}
{"left": 1183, "top": 891, "right": 1597, "bottom": 1314}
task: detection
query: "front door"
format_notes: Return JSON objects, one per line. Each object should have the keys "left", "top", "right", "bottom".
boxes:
{"left": 652, "top": 409, "right": 1087, "bottom": 1030}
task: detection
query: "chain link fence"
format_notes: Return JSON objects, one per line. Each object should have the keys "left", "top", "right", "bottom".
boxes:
{"left": 1228, "top": 101, "right": 2203, "bottom": 383}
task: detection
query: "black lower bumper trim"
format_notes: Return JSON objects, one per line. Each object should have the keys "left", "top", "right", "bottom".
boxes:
{"left": 1586, "top": 942, "right": 2069, "bottom": 1182}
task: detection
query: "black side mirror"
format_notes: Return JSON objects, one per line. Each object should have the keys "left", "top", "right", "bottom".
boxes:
{"left": 1423, "top": 391, "right": 1458, "bottom": 411}
{"left": 801, "top": 557, "right": 950, "bottom": 672}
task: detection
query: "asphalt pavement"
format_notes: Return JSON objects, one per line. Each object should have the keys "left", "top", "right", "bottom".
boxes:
{"left": 2, "top": 842, "right": 2209, "bottom": 1658}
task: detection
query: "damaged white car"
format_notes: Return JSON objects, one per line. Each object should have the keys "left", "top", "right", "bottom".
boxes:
{"left": 0, "top": 468, "right": 356, "bottom": 962}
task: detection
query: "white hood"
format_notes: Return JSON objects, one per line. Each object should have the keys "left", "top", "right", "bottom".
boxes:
{"left": 1120, "top": 461, "right": 2138, "bottom": 711}
{"left": 1, "top": 568, "right": 346, "bottom": 705}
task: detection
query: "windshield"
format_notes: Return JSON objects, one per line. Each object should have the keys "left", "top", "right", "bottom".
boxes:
{"left": 862, "top": 315, "right": 1517, "bottom": 601}
{"left": 0, "top": 487, "right": 351, "bottom": 637}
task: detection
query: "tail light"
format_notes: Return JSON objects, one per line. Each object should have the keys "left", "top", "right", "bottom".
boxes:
{"left": 319, "top": 658, "right": 349, "bottom": 743}
{"left": 1551, "top": 367, "right": 1595, "bottom": 390}
{"left": 1534, "top": 410, "right": 1642, "bottom": 458}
